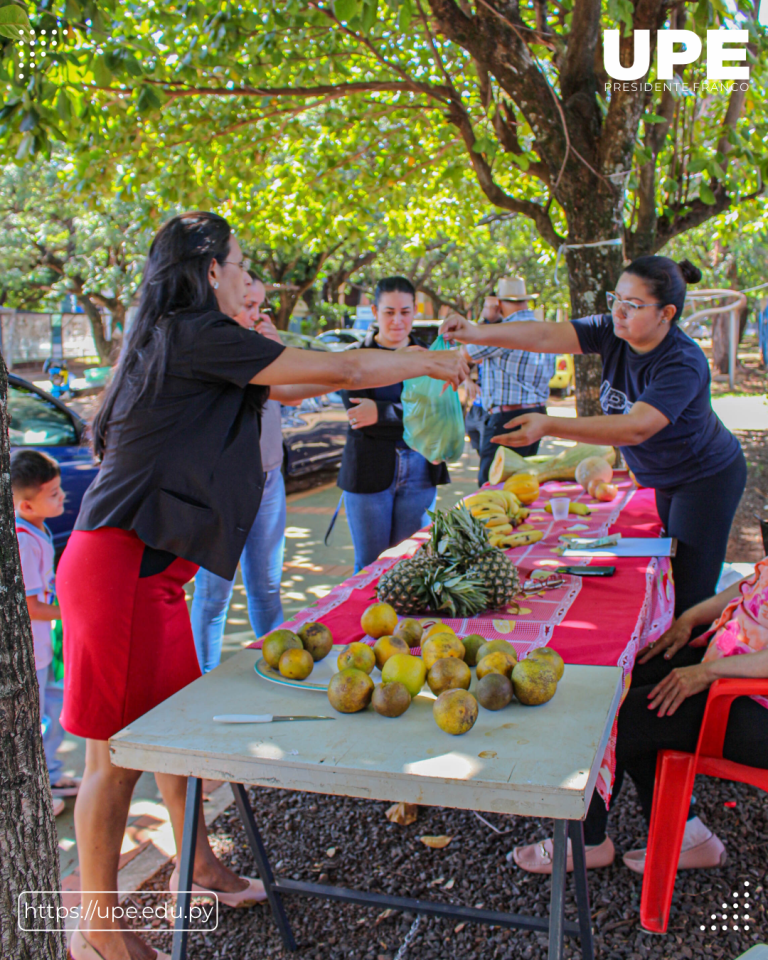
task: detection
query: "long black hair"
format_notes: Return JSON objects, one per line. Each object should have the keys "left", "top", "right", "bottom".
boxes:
{"left": 92, "top": 212, "right": 231, "bottom": 459}
{"left": 623, "top": 256, "right": 702, "bottom": 324}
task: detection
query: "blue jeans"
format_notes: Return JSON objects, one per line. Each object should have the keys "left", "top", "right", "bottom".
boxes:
{"left": 344, "top": 447, "right": 438, "bottom": 573}
{"left": 191, "top": 467, "right": 286, "bottom": 673}
{"left": 36, "top": 663, "right": 64, "bottom": 785}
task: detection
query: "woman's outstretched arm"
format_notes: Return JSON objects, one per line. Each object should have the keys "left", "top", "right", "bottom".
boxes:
{"left": 251, "top": 345, "right": 469, "bottom": 392}
{"left": 440, "top": 313, "right": 582, "bottom": 355}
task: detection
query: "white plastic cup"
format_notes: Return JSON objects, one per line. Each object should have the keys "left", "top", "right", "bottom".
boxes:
{"left": 550, "top": 497, "right": 570, "bottom": 522}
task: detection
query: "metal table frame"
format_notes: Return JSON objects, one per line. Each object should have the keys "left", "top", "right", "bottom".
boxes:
{"left": 170, "top": 777, "right": 595, "bottom": 960}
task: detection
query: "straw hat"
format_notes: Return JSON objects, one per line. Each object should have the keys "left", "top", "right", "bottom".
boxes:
{"left": 496, "top": 277, "right": 539, "bottom": 301}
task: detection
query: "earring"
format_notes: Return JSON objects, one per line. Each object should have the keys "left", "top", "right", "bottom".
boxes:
{"left": 212, "top": 280, "right": 219, "bottom": 290}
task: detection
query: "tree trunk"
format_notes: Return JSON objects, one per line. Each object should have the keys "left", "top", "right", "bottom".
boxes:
{"left": 712, "top": 305, "right": 748, "bottom": 375}
{"left": 564, "top": 236, "right": 625, "bottom": 418}
{"left": 77, "top": 295, "right": 113, "bottom": 364}
{"left": 0, "top": 352, "right": 67, "bottom": 960}
{"left": 274, "top": 289, "right": 299, "bottom": 330}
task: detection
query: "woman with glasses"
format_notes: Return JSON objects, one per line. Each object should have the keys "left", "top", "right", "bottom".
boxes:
{"left": 441, "top": 255, "right": 746, "bottom": 620}
{"left": 442, "top": 254, "right": 747, "bottom": 876}
{"left": 57, "top": 213, "right": 466, "bottom": 960}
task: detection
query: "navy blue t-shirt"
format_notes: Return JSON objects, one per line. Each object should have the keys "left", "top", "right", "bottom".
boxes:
{"left": 571, "top": 314, "right": 741, "bottom": 488}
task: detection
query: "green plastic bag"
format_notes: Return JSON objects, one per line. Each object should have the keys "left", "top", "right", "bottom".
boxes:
{"left": 51, "top": 618, "right": 64, "bottom": 682}
{"left": 402, "top": 336, "right": 465, "bottom": 463}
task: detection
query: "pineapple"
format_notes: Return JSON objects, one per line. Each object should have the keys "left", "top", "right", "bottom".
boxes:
{"left": 377, "top": 559, "right": 488, "bottom": 617}
{"left": 465, "top": 551, "right": 520, "bottom": 610}
{"left": 376, "top": 553, "right": 437, "bottom": 614}
{"left": 376, "top": 505, "right": 521, "bottom": 617}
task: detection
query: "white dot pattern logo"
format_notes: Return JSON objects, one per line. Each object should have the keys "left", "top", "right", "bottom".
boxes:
{"left": 699, "top": 880, "right": 753, "bottom": 933}
{"left": 15, "top": 25, "right": 61, "bottom": 83}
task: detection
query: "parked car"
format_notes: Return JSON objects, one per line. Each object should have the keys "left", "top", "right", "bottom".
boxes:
{"left": 277, "top": 330, "right": 349, "bottom": 476}
{"left": 280, "top": 330, "right": 329, "bottom": 351}
{"left": 549, "top": 354, "right": 575, "bottom": 395}
{"left": 314, "top": 329, "right": 365, "bottom": 350}
{"left": 280, "top": 393, "right": 348, "bottom": 476}
{"left": 8, "top": 331, "right": 352, "bottom": 548}
{"left": 7, "top": 374, "right": 100, "bottom": 555}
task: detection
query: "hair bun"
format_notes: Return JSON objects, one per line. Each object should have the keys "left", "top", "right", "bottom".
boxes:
{"left": 677, "top": 259, "right": 702, "bottom": 284}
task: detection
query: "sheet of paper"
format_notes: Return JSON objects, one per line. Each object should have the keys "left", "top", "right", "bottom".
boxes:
{"left": 563, "top": 537, "right": 674, "bottom": 558}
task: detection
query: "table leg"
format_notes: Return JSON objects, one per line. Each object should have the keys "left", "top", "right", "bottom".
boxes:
{"left": 568, "top": 820, "right": 595, "bottom": 960}
{"left": 547, "top": 819, "right": 568, "bottom": 960}
{"left": 231, "top": 783, "right": 297, "bottom": 951}
{"left": 171, "top": 776, "right": 201, "bottom": 960}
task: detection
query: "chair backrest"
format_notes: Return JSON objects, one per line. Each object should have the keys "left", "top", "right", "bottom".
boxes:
{"left": 697, "top": 679, "right": 768, "bottom": 761}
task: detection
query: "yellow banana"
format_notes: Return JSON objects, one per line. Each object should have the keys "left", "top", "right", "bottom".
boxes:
{"left": 544, "top": 502, "right": 591, "bottom": 517}
{"left": 499, "top": 530, "right": 544, "bottom": 548}
{"left": 517, "top": 507, "right": 530, "bottom": 520}
{"left": 498, "top": 491, "right": 521, "bottom": 515}
{"left": 486, "top": 523, "right": 513, "bottom": 536}
{"left": 471, "top": 505, "right": 508, "bottom": 519}
{"left": 466, "top": 492, "right": 509, "bottom": 511}
{"left": 485, "top": 515, "right": 514, "bottom": 528}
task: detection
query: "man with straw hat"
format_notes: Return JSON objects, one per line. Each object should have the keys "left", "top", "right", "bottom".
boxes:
{"left": 465, "top": 277, "right": 556, "bottom": 485}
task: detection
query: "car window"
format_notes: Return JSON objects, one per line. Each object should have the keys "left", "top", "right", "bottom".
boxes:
{"left": 8, "top": 384, "right": 78, "bottom": 446}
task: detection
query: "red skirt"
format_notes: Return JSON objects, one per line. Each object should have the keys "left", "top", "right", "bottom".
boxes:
{"left": 58, "top": 527, "right": 201, "bottom": 741}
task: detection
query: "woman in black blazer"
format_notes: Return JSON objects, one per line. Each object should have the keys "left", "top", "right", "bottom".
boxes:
{"left": 338, "top": 276, "right": 450, "bottom": 572}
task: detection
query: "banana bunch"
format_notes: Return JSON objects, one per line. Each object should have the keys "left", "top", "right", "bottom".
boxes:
{"left": 544, "top": 501, "right": 592, "bottom": 517}
{"left": 462, "top": 491, "right": 543, "bottom": 549}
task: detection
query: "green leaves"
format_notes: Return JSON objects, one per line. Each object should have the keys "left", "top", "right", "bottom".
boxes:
{"left": 699, "top": 183, "right": 716, "bottom": 205}
{"left": 0, "top": 4, "right": 31, "bottom": 41}
{"left": 136, "top": 84, "right": 165, "bottom": 114}
{"left": 334, "top": 0, "right": 360, "bottom": 21}
{"left": 606, "top": 0, "right": 633, "bottom": 35}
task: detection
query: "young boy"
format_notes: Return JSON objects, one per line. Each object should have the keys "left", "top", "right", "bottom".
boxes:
{"left": 11, "top": 449, "right": 81, "bottom": 814}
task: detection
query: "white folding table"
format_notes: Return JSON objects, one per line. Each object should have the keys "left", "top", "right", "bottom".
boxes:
{"left": 110, "top": 649, "right": 623, "bottom": 960}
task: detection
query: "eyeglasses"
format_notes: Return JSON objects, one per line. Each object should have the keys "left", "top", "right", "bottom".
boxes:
{"left": 222, "top": 258, "right": 252, "bottom": 271}
{"left": 606, "top": 292, "right": 662, "bottom": 317}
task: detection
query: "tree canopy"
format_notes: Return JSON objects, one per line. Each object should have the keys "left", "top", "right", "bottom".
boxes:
{"left": 1, "top": 0, "right": 766, "bottom": 406}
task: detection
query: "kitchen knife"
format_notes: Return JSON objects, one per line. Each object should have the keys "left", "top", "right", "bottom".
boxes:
{"left": 213, "top": 714, "right": 335, "bottom": 723}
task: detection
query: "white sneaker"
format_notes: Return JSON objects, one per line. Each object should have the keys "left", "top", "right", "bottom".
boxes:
{"left": 52, "top": 797, "right": 66, "bottom": 816}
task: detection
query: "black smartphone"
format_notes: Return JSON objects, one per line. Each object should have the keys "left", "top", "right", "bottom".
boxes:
{"left": 556, "top": 565, "right": 616, "bottom": 577}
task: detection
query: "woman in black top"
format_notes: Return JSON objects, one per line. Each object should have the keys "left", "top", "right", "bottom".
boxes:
{"left": 57, "top": 216, "right": 465, "bottom": 960}
{"left": 338, "top": 276, "right": 450, "bottom": 572}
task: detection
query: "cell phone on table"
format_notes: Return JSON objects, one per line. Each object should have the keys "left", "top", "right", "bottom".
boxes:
{"left": 556, "top": 565, "right": 616, "bottom": 577}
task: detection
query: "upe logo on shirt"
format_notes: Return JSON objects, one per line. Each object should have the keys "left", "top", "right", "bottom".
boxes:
{"left": 603, "top": 28, "right": 751, "bottom": 90}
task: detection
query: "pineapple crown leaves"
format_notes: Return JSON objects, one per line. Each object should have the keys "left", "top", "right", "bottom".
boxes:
{"left": 426, "top": 504, "right": 494, "bottom": 568}
{"left": 421, "top": 565, "right": 489, "bottom": 618}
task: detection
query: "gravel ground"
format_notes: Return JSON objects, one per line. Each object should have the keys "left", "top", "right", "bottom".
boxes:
{"left": 727, "top": 430, "right": 768, "bottom": 563}
{"left": 134, "top": 774, "right": 767, "bottom": 959}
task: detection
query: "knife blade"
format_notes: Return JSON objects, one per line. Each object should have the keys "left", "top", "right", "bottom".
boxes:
{"left": 213, "top": 714, "right": 335, "bottom": 723}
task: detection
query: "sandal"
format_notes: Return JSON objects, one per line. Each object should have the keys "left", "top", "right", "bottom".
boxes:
{"left": 68, "top": 927, "right": 169, "bottom": 960}
{"left": 511, "top": 835, "right": 615, "bottom": 875}
{"left": 169, "top": 868, "right": 267, "bottom": 908}
{"left": 623, "top": 818, "right": 726, "bottom": 875}
{"left": 52, "top": 776, "right": 82, "bottom": 798}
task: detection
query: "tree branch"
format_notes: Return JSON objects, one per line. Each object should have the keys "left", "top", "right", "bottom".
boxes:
{"left": 559, "top": 0, "right": 601, "bottom": 103}
{"left": 444, "top": 96, "right": 561, "bottom": 248}
{"left": 653, "top": 186, "right": 764, "bottom": 252}
{"left": 143, "top": 79, "right": 454, "bottom": 102}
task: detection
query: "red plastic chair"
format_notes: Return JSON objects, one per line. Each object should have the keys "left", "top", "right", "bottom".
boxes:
{"left": 640, "top": 678, "right": 768, "bottom": 933}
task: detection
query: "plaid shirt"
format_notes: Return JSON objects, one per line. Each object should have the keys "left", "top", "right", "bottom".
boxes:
{"left": 466, "top": 310, "right": 557, "bottom": 411}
